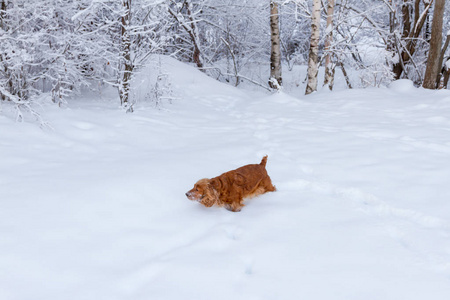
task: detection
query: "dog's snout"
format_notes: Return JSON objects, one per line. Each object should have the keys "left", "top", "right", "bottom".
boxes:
{"left": 185, "top": 192, "right": 189, "bottom": 197}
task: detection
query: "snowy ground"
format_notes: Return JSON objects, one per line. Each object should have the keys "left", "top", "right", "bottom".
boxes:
{"left": 1, "top": 57, "right": 450, "bottom": 300}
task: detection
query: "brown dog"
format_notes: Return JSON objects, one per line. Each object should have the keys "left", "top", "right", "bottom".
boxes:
{"left": 186, "top": 156, "right": 276, "bottom": 212}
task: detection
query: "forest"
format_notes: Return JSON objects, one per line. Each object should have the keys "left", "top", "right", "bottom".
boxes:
{"left": 1, "top": 0, "right": 450, "bottom": 115}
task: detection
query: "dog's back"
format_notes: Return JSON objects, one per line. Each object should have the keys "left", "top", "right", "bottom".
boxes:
{"left": 217, "top": 155, "right": 272, "bottom": 196}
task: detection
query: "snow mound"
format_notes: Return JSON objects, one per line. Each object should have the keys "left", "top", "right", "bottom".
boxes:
{"left": 131, "top": 55, "right": 247, "bottom": 104}
{"left": 389, "top": 79, "right": 415, "bottom": 92}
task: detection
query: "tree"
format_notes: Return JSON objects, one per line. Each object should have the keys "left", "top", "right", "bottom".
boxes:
{"left": 323, "top": 0, "right": 335, "bottom": 90}
{"left": 118, "top": 0, "right": 133, "bottom": 111}
{"left": 435, "top": 31, "right": 450, "bottom": 87}
{"left": 423, "top": 0, "right": 445, "bottom": 89}
{"left": 72, "top": 0, "right": 169, "bottom": 109}
{"left": 0, "top": 0, "right": 91, "bottom": 109}
{"left": 390, "top": 0, "right": 434, "bottom": 80}
{"left": 279, "top": 1, "right": 311, "bottom": 71}
{"left": 166, "top": 0, "right": 270, "bottom": 88}
{"left": 168, "top": 0, "right": 204, "bottom": 70}
{"left": 305, "top": 0, "right": 321, "bottom": 95}
{"left": 269, "top": 1, "right": 282, "bottom": 89}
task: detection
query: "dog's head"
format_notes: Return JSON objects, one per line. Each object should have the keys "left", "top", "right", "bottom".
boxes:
{"left": 186, "top": 178, "right": 219, "bottom": 207}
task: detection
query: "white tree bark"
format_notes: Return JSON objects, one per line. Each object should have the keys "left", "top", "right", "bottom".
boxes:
{"left": 269, "top": 1, "right": 282, "bottom": 89}
{"left": 305, "top": 0, "right": 321, "bottom": 95}
{"left": 323, "top": 0, "right": 335, "bottom": 90}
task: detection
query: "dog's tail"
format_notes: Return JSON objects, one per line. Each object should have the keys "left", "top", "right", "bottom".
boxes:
{"left": 260, "top": 155, "right": 268, "bottom": 167}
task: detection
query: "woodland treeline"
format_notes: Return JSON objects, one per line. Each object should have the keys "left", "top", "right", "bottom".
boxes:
{"left": 0, "top": 0, "right": 449, "bottom": 114}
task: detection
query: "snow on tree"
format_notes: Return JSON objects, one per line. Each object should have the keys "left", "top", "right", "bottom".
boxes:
{"left": 0, "top": 0, "right": 93, "bottom": 119}
{"left": 168, "top": 0, "right": 204, "bottom": 70}
{"left": 119, "top": 0, "right": 133, "bottom": 111}
{"left": 388, "top": 0, "right": 434, "bottom": 82}
{"left": 72, "top": 0, "right": 169, "bottom": 110}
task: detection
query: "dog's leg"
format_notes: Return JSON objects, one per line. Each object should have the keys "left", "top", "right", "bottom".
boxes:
{"left": 225, "top": 201, "right": 244, "bottom": 212}
{"left": 262, "top": 176, "right": 276, "bottom": 192}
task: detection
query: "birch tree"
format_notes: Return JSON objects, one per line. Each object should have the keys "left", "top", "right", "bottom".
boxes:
{"left": 305, "top": 0, "right": 321, "bottom": 95}
{"left": 323, "top": 0, "right": 335, "bottom": 90}
{"left": 269, "top": 1, "right": 282, "bottom": 89}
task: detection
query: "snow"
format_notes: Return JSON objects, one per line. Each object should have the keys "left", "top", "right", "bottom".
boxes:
{"left": 1, "top": 56, "right": 450, "bottom": 299}
{"left": 389, "top": 78, "right": 415, "bottom": 92}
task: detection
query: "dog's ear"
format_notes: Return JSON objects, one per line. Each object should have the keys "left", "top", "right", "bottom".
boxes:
{"left": 201, "top": 194, "right": 215, "bottom": 207}
{"left": 201, "top": 180, "right": 220, "bottom": 207}
{"left": 200, "top": 182, "right": 217, "bottom": 207}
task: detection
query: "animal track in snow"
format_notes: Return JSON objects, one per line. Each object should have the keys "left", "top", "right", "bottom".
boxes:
{"left": 285, "top": 177, "right": 450, "bottom": 273}
{"left": 288, "top": 178, "right": 448, "bottom": 230}
{"left": 222, "top": 225, "right": 243, "bottom": 241}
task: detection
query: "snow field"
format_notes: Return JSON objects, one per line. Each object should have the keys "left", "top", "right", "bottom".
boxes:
{"left": 1, "top": 57, "right": 450, "bottom": 299}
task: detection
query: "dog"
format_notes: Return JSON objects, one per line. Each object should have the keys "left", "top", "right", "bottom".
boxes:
{"left": 186, "top": 156, "right": 276, "bottom": 212}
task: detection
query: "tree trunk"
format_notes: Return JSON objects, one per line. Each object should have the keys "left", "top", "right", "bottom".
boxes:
{"left": 423, "top": 0, "right": 445, "bottom": 89}
{"left": 221, "top": 37, "right": 239, "bottom": 86}
{"left": 443, "top": 61, "right": 450, "bottom": 88}
{"left": 185, "top": 0, "right": 204, "bottom": 70}
{"left": 119, "top": 0, "right": 133, "bottom": 111}
{"left": 435, "top": 33, "right": 450, "bottom": 88}
{"left": 305, "top": 0, "right": 321, "bottom": 95}
{"left": 392, "top": 0, "right": 433, "bottom": 80}
{"left": 338, "top": 62, "right": 352, "bottom": 89}
{"left": 323, "top": 0, "right": 335, "bottom": 90}
{"left": 0, "top": 0, "right": 6, "bottom": 101}
{"left": 401, "top": 0, "right": 411, "bottom": 38}
{"left": 269, "top": 1, "right": 282, "bottom": 90}
{"left": 168, "top": 0, "right": 204, "bottom": 71}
